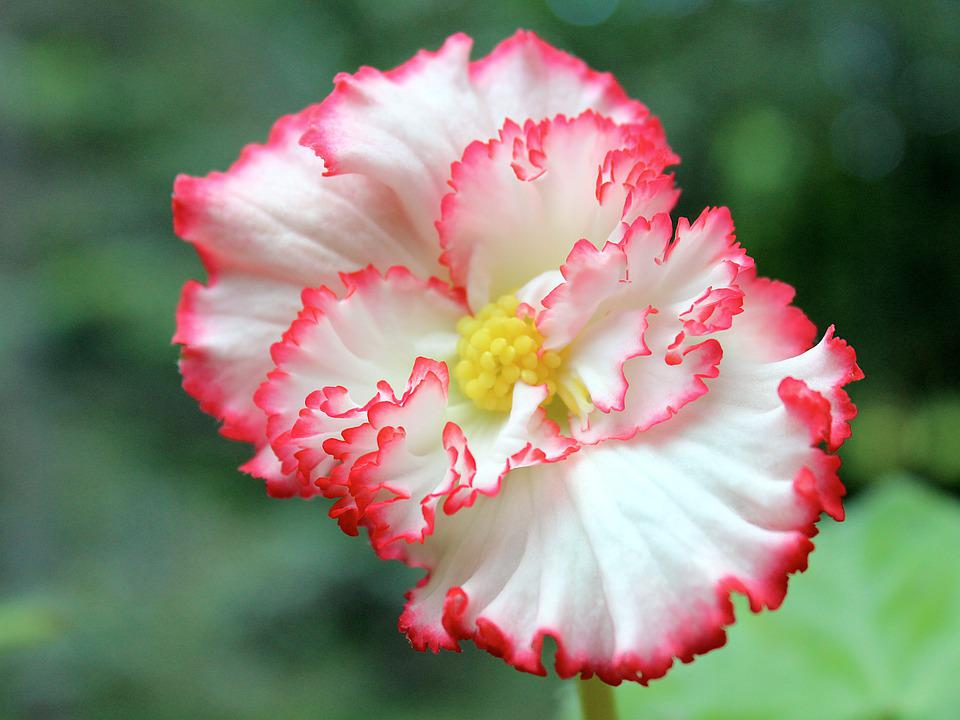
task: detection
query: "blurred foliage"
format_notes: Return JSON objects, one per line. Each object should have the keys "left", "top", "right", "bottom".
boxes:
{"left": 0, "top": 0, "right": 958, "bottom": 718}
{"left": 0, "top": 600, "right": 61, "bottom": 654}
{"left": 846, "top": 395, "right": 960, "bottom": 486}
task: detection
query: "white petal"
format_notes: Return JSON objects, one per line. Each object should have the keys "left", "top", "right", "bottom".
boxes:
{"left": 399, "top": 331, "right": 860, "bottom": 684}
{"left": 174, "top": 107, "right": 437, "bottom": 478}
{"left": 302, "top": 31, "right": 666, "bottom": 251}
{"left": 255, "top": 267, "right": 465, "bottom": 490}
{"left": 438, "top": 113, "right": 677, "bottom": 309}
{"left": 536, "top": 209, "right": 752, "bottom": 436}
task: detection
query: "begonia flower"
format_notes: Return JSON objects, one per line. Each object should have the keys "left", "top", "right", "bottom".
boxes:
{"left": 173, "top": 31, "right": 862, "bottom": 685}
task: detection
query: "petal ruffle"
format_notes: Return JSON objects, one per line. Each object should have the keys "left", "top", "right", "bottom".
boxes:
{"left": 302, "top": 31, "right": 671, "bottom": 246}
{"left": 331, "top": 359, "right": 469, "bottom": 553}
{"left": 470, "top": 30, "right": 651, "bottom": 128}
{"left": 398, "top": 327, "right": 861, "bottom": 684}
{"left": 254, "top": 266, "right": 465, "bottom": 497}
{"left": 295, "top": 373, "right": 576, "bottom": 554}
{"left": 438, "top": 111, "right": 678, "bottom": 309}
{"left": 537, "top": 208, "right": 753, "bottom": 439}
{"left": 175, "top": 274, "right": 307, "bottom": 445}
{"left": 174, "top": 107, "right": 438, "bottom": 479}
{"left": 719, "top": 267, "right": 818, "bottom": 363}
{"left": 445, "top": 382, "right": 578, "bottom": 502}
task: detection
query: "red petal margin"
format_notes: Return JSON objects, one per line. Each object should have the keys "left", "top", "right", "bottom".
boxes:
{"left": 732, "top": 267, "right": 819, "bottom": 362}
{"left": 300, "top": 33, "right": 474, "bottom": 178}
{"left": 469, "top": 30, "right": 655, "bottom": 126}
{"left": 173, "top": 279, "right": 260, "bottom": 442}
{"left": 399, "top": 567, "right": 803, "bottom": 686}
{"left": 780, "top": 326, "right": 863, "bottom": 455}
{"left": 173, "top": 110, "right": 317, "bottom": 446}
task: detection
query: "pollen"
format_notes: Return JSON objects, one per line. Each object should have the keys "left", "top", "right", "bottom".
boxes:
{"left": 454, "top": 294, "right": 565, "bottom": 413}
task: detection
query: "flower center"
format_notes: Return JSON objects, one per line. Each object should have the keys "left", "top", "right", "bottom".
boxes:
{"left": 453, "top": 294, "right": 562, "bottom": 413}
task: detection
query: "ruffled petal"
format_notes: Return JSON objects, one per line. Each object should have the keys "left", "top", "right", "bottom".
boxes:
{"left": 717, "top": 268, "right": 856, "bottom": 451}
{"left": 470, "top": 30, "right": 652, "bottom": 127}
{"left": 535, "top": 209, "right": 753, "bottom": 438}
{"left": 173, "top": 107, "right": 437, "bottom": 476}
{"left": 254, "top": 266, "right": 466, "bottom": 496}
{"left": 291, "top": 385, "right": 386, "bottom": 487}
{"left": 398, "top": 329, "right": 861, "bottom": 684}
{"left": 719, "top": 267, "right": 818, "bottom": 363}
{"left": 273, "top": 385, "right": 389, "bottom": 507}
{"left": 438, "top": 112, "right": 678, "bottom": 309}
{"left": 302, "top": 31, "right": 671, "bottom": 246}
{"left": 174, "top": 275, "right": 306, "bottom": 444}
{"left": 445, "top": 382, "right": 578, "bottom": 503}
{"left": 297, "top": 371, "right": 576, "bottom": 554}
{"left": 333, "top": 359, "right": 468, "bottom": 553}
{"left": 752, "top": 327, "right": 862, "bottom": 454}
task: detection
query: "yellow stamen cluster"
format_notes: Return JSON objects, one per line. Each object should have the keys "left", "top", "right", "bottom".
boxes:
{"left": 454, "top": 294, "right": 563, "bottom": 412}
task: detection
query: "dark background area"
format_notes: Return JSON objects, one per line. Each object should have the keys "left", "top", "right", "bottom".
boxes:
{"left": 1, "top": 0, "right": 958, "bottom": 718}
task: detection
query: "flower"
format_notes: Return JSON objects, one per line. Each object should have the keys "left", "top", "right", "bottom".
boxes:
{"left": 173, "top": 31, "right": 862, "bottom": 685}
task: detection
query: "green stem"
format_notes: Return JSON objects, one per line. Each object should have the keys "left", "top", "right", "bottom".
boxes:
{"left": 577, "top": 678, "right": 618, "bottom": 720}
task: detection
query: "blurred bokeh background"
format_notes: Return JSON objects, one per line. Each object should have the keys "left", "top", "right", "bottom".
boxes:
{"left": 2, "top": 0, "right": 958, "bottom": 718}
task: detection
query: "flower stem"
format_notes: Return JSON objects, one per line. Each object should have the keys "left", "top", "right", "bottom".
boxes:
{"left": 577, "top": 678, "right": 618, "bottom": 720}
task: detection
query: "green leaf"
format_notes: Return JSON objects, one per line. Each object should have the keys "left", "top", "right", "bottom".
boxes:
{"left": 608, "top": 477, "right": 960, "bottom": 720}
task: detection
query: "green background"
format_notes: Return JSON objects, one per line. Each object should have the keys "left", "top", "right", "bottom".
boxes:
{"left": 2, "top": 0, "right": 958, "bottom": 718}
